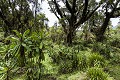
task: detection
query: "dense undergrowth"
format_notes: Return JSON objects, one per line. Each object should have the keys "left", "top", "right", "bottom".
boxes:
{"left": 0, "top": 27, "right": 120, "bottom": 80}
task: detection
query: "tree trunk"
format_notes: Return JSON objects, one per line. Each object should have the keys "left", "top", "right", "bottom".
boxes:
{"left": 96, "top": 16, "right": 110, "bottom": 42}
{"left": 66, "top": 31, "right": 73, "bottom": 46}
{"left": 96, "top": 33, "right": 105, "bottom": 42}
{"left": 19, "top": 45, "right": 25, "bottom": 67}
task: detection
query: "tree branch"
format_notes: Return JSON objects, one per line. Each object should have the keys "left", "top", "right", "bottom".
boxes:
{"left": 74, "top": 0, "right": 89, "bottom": 27}
{"left": 116, "top": 7, "right": 120, "bottom": 10}
{"left": 48, "top": 1, "right": 60, "bottom": 19}
{"left": 53, "top": 0, "right": 63, "bottom": 18}
{"left": 111, "top": 13, "right": 120, "bottom": 18}
{"left": 66, "top": 0, "right": 72, "bottom": 13}
{"left": 82, "top": 0, "right": 88, "bottom": 17}
{"left": 86, "top": 5, "right": 100, "bottom": 20}
{"left": 75, "top": 4, "right": 100, "bottom": 27}
{"left": 72, "top": 0, "right": 76, "bottom": 13}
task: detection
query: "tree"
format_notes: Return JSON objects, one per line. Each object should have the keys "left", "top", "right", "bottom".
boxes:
{"left": 93, "top": 0, "right": 120, "bottom": 41}
{"left": 0, "top": 0, "right": 46, "bottom": 68}
{"left": 0, "top": 0, "right": 33, "bottom": 36}
{"left": 48, "top": 0, "right": 102, "bottom": 45}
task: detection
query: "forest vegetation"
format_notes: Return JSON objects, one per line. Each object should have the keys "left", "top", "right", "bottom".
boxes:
{"left": 0, "top": 0, "right": 120, "bottom": 80}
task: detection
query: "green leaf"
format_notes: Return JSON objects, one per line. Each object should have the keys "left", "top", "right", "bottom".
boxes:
{"left": 6, "top": 36, "right": 19, "bottom": 42}
{"left": 28, "top": 41, "right": 32, "bottom": 44}
{"left": 22, "top": 43, "right": 27, "bottom": 47}
{"left": 35, "top": 47, "right": 39, "bottom": 53}
{"left": 39, "top": 42, "right": 43, "bottom": 49}
{"left": 40, "top": 30, "right": 43, "bottom": 39}
{"left": 23, "top": 29, "right": 30, "bottom": 38}
{"left": 13, "top": 30, "right": 22, "bottom": 38}
{"left": 22, "top": 43, "right": 31, "bottom": 51}
{"left": 12, "top": 44, "right": 21, "bottom": 57}
{"left": 0, "top": 67, "right": 7, "bottom": 74}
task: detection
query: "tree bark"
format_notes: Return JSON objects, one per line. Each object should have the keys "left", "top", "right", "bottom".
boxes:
{"left": 19, "top": 45, "right": 25, "bottom": 67}
{"left": 66, "top": 31, "right": 73, "bottom": 46}
{"left": 96, "top": 16, "right": 110, "bottom": 42}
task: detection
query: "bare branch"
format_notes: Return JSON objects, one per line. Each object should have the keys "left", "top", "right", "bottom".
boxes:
{"left": 82, "top": 0, "right": 88, "bottom": 17}
{"left": 53, "top": 0, "right": 63, "bottom": 18}
{"left": 66, "top": 0, "right": 72, "bottom": 13}
{"left": 48, "top": 1, "right": 60, "bottom": 19}
{"left": 86, "top": 5, "right": 100, "bottom": 20}
{"left": 75, "top": 4, "right": 100, "bottom": 27}
{"left": 111, "top": 13, "right": 120, "bottom": 18}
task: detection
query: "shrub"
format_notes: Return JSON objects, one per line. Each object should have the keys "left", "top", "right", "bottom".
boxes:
{"left": 110, "top": 38, "right": 120, "bottom": 48}
{"left": 77, "top": 53, "right": 87, "bottom": 70}
{"left": 87, "top": 53, "right": 106, "bottom": 68}
{"left": 57, "top": 53, "right": 79, "bottom": 74}
{"left": 110, "top": 53, "right": 120, "bottom": 64}
{"left": 86, "top": 67, "right": 108, "bottom": 80}
{"left": 48, "top": 45, "right": 79, "bottom": 74}
{"left": 92, "top": 43, "right": 111, "bottom": 59}
{"left": 58, "top": 60, "right": 73, "bottom": 74}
